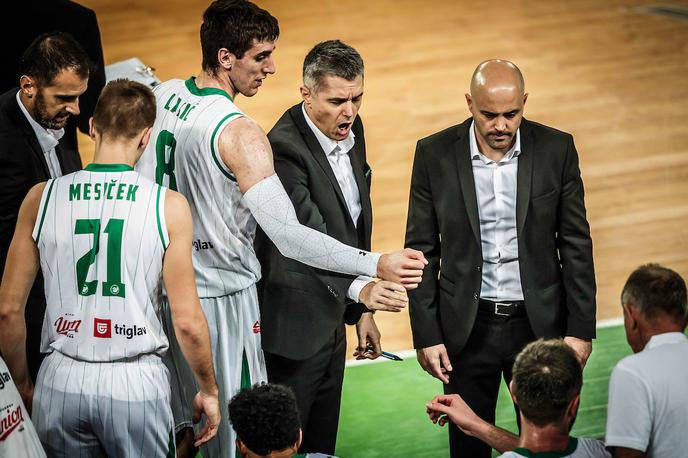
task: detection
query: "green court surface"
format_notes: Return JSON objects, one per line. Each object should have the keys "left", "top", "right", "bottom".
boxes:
{"left": 336, "top": 325, "right": 632, "bottom": 458}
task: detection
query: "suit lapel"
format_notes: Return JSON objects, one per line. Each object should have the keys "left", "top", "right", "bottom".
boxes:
{"left": 11, "top": 96, "right": 51, "bottom": 178}
{"left": 516, "top": 121, "right": 533, "bottom": 235}
{"left": 455, "top": 122, "right": 481, "bottom": 246}
{"left": 348, "top": 138, "right": 372, "bottom": 242}
{"left": 290, "top": 105, "right": 350, "bottom": 216}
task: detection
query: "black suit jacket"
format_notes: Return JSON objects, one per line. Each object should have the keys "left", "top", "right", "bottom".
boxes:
{"left": 0, "top": 88, "right": 83, "bottom": 329}
{"left": 255, "top": 104, "right": 373, "bottom": 360}
{"left": 2, "top": 0, "right": 106, "bottom": 155}
{"left": 405, "top": 118, "right": 596, "bottom": 355}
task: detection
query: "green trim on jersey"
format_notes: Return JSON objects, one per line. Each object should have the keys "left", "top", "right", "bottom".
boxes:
{"left": 512, "top": 437, "right": 578, "bottom": 458}
{"left": 240, "top": 349, "right": 251, "bottom": 389}
{"left": 210, "top": 112, "right": 243, "bottom": 182}
{"left": 155, "top": 186, "right": 167, "bottom": 250}
{"left": 184, "top": 77, "right": 233, "bottom": 101}
{"left": 84, "top": 163, "right": 134, "bottom": 172}
{"left": 35, "top": 179, "right": 56, "bottom": 242}
{"left": 166, "top": 427, "right": 176, "bottom": 458}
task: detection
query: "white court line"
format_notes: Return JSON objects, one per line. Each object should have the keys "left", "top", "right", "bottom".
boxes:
{"left": 346, "top": 315, "right": 625, "bottom": 367}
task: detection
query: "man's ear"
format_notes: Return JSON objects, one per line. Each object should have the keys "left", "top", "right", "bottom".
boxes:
{"left": 296, "top": 428, "right": 303, "bottom": 449}
{"left": 509, "top": 380, "right": 518, "bottom": 404}
{"left": 88, "top": 117, "right": 96, "bottom": 140}
{"left": 567, "top": 393, "right": 581, "bottom": 419}
{"left": 20, "top": 75, "right": 36, "bottom": 99}
{"left": 140, "top": 126, "right": 152, "bottom": 149}
{"left": 236, "top": 439, "right": 247, "bottom": 457}
{"left": 465, "top": 93, "right": 473, "bottom": 111}
{"left": 300, "top": 86, "right": 312, "bottom": 106}
{"left": 623, "top": 302, "right": 639, "bottom": 331}
{"left": 523, "top": 92, "right": 529, "bottom": 105}
{"left": 218, "top": 48, "right": 235, "bottom": 71}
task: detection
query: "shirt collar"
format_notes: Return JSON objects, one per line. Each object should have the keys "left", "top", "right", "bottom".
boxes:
{"left": 16, "top": 90, "right": 65, "bottom": 153}
{"left": 645, "top": 332, "right": 688, "bottom": 351}
{"left": 301, "top": 103, "right": 355, "bottom": 157}
{"left": 468, "top": 120, "right": 520, "bottom": 164}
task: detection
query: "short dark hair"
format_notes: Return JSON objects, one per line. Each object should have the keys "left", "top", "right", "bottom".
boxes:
{"left": 303, "top": 40, "right": 364, "bottom": 92}
{"left": 92, "top": 79, "right": 156, "bottom": 139}
{"left": 511, "top": 339, "right": 582, "bottom": 427}
{"left": 229, "top": 383, "right": 300, "bottom": 455}
{"left": 621, "top": 263, "right": 688, "bottom": 325}
{"left": 200, "top": 0, "right": 279, "bottom": 74}
{"left": 19, "top": 32, "right": 91, "bottom": 87}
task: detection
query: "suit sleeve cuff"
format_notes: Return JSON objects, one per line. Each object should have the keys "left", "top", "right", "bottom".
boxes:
{"left": 566, "top": 317, "right": 597, "bottom": 340}
{"left": 347, "top": 276, "right": 374, "bottom": 302}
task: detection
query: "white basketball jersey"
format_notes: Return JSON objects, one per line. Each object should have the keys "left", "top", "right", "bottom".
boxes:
{"left": 33, "top": 164, "right": 170, "bottom": 361}
{"left": 0, "top": 356, "right": 46, "bottom": 458}
{"left": 136, "top": 77, "right": 261, "bottom": 298}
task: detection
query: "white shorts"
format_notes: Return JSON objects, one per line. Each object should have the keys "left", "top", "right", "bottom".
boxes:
{"left": 33, "top": 351, "right": 174, "bottom": 458}
{"left": 163, "top": 284, "right": 267, "bottom": 458}
{"left": 0, "top": 356, "right": 46, "bottom": 458}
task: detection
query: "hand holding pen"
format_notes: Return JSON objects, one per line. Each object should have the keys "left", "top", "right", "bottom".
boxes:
{"left": 366, "top": 343, "right": 403, "bottom": 361}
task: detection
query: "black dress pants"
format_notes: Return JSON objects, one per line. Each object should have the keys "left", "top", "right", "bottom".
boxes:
{"left": 445, "top": 309, "right": 535, "bottom": 458}
{"left": 264, "top": 324, "right": 346, "bottom": 455}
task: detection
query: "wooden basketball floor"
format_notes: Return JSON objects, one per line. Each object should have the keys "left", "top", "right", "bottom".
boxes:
{"left": 77, "top": 0, "right": 688, "bottom": 356}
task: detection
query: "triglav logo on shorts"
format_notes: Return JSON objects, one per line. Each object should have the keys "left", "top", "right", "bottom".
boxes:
{"left": 0, "top": 405, "right": 24, "bottom": 441}
{"left": 93, "top": 318, "right": 112, "bottom": 338}
{"left": 54, "top": 316, "right": 82, "bottom": 336}
{"left": 252, "top": 320, "right": 261, "bottom": 334}
{"left": 0, "top": 371, "right": 10, "bottom": 391}
{"left": 192, "top": 239, "right": 214, "bottom": 251}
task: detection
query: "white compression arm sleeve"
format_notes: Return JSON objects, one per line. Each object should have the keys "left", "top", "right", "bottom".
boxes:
{"left": 244, "top": 174, "right": 380, "bottom": 277}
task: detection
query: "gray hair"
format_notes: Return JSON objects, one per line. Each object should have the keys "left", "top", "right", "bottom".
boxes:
{"left": 621, "top": 263, "right": 688, "bottom": 324}
{"left": 302, "top": 40, "right": 363, "bottom": 92}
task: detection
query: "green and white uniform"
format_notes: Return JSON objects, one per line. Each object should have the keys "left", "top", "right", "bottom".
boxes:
{"left": 137, "top": 78, "right": 266, "bottom": 458}
{"left": 31, "top": 164, "right": 174, "bottom": 457}
{"left": 0, "top": 355, "right": 46, "bottom": 458}
{"left": 136, "top": 78, "right": 258, "bottom": 297}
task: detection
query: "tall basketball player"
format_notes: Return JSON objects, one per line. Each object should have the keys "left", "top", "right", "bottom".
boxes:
{"left": 0, "top": 80, "right": 221, "bottom": 457}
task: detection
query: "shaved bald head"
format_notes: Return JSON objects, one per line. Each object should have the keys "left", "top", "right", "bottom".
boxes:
{"left": 465, "top": 59, "right": 528, "bottom": 159}
{"left": 470, "top": 59, "right": 525, "bottom": 95}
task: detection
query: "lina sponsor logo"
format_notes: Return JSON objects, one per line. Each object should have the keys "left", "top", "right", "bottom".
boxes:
{"left": 93, "top": 318, "right": 147, "bottom": 339}
{"left": 0, "top": 371, "right": 10, "bottom": 391}
{"left": 54, "top": 316, "right": 82, "bottom": 336}
{"left": 0, "top": 405, "right": 24, "bottom": 442}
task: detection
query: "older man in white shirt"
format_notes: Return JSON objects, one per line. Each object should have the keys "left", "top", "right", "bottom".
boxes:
{"left": 606, "top": 263, "right": 688, "bottom": 458}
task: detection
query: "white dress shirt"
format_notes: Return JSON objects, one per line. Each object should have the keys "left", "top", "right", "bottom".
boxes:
{"left": 302, "top": 104, "right": 373, "bottom": 302}
{"left": 469, "top": 121, "right": 524, "bottom": 301}
{"left": 16, "top": 91, "right": 64, "bottom": 178}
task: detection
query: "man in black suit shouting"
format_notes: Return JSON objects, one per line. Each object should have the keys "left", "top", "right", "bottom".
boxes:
{"left": 255, "top": 40, "right": 408, "bottom": 454}
{"left": 405, "top": 60, "right": 596, "bottom": 457}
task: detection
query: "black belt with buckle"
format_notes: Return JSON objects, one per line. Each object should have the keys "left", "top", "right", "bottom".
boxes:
{"left": 478, "top": 299, "right": 525, "bottom": 317}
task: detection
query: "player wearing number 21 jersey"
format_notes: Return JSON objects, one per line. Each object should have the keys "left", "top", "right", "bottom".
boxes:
{"left": 0, "top": 80, "right": 220, "bottom": 457}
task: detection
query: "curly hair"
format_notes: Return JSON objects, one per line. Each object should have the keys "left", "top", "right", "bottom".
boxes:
{"left": 229, "top": 383, "right": 300, "bottom": 455}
